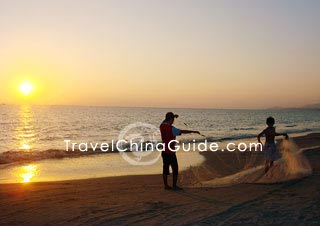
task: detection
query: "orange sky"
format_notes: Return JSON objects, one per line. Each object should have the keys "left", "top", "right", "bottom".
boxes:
{"left": 0, "top": 1, "right": 319, "bottom": 109}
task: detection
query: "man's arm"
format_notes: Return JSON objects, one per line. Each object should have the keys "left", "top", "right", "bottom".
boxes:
{"left": 180, "top": 129, "right": 200, "bottom": 135}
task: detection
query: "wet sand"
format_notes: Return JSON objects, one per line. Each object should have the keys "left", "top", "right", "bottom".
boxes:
{"left": 0, "top": 133, "right": 319, "bottom": 225}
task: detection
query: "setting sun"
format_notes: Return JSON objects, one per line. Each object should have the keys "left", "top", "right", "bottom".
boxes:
{"left": 19, "top": 81, "right": 34, "bottom": 96}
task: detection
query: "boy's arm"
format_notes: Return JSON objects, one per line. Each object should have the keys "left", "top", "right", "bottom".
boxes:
{"left": 275, "top": 132, "right": 289, "bottom": 139}
{"left": 257, "top": 130, "right": 265, "bottom": 144}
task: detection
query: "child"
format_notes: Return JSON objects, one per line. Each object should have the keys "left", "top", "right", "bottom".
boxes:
{"left": 258, "top": 117, "right": 288, "bottom": 173}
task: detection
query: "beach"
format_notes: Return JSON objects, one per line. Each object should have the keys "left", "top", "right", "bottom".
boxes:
{"left": 0, "top": 133, "right": 319, "bottom": 225}
{"left": 1, "top": 1, "right": 320, "bottom": 225}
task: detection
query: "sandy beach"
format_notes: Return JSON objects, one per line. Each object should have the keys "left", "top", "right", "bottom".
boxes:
{"left": 1, "top": 1, "right": 319, "bottom": 225}
{"left": 0, "top": 133, "right": 319, "bottom": 225}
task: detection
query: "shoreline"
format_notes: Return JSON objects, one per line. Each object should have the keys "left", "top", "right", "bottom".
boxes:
{"left": 1, "top": 130, "right": 319, "bottom": 166}
{"left": 0, "top": 133, "right": 319, "bottom": 225}
{"left": 0, "top": 132, "right": 319, "bottom": 184}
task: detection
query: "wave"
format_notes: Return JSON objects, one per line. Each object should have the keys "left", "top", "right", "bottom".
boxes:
{"left": 1, "top": 129, "right": 318, "bottom": 165}
{"left": 0, "top": 140, "right": 164, "bottom": 164}
{"left": 0, "top": 148, "right": 119, "bottom": 165}
{"left": 232, "top": 127, "right": 256, "bottom": 131}
{"left": 285, "top": 124, "right": 297, "bottom": 128}
{"left": 180, "top": 128, "right": 317, "bottom": 144}
{"left": 284, "top": 128, "right": 312, "bottom": 134}
{"left": 180, "top": 134, "right": 257, "bottom": 144}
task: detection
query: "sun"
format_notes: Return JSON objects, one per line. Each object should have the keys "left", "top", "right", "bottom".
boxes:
{"left": 19, "top": 81, "right": 34, "bottom": 96}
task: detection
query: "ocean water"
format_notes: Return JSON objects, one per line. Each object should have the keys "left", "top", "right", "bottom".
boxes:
{"left": 1, "top": 105, "right": 319, "bottom": 153}
{"left": 0, "top": 105, "right": 319, "bottom": 183}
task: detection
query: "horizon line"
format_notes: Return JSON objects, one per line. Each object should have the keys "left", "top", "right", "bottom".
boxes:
{"left": 1, "top": 103, "right": 319, "bottom": 111}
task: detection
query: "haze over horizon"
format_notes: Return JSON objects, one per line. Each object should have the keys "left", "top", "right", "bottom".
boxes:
{"left": 1, "top": 0, "right": 319, "bottom": 109}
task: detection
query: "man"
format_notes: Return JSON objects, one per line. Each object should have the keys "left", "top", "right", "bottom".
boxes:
{"left": 160, "top": 112, "right": 200, "bottom": 190}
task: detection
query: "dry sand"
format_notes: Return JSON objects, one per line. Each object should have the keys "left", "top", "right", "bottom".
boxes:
{"left": 0, "top": 133, "right": 320, "bottom": 225}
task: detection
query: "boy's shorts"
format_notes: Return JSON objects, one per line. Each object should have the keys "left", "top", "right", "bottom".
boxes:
{"left": 162, "top": 152, "right": 178, "bottom": 175}
{"left": 265, "top": 143, "right": 277, "bottom": 161}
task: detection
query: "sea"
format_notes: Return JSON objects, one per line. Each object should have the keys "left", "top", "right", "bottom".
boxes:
{"left": 0, "top": 105, "right": 319, "bottom": 183}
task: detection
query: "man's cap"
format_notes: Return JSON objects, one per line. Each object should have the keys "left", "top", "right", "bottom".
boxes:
{"left": 165, "top": 112, "right": 179, "bottom": 120}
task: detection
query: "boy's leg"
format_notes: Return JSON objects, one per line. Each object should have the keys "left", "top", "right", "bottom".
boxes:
{"left": 270, "top": 161, "right": 274, "bottom": 168}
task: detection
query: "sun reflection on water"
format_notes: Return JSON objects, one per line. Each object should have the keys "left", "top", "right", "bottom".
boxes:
{"left": 16, "top": 105, "right": 36, "bottom": 151}
{"left": 20, "top": 164, "right": 38, "bottom": 183}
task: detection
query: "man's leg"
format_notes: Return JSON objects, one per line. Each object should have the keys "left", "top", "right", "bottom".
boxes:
{"left": 162, "top": 154, "right": 172, "bottom": 189}
{"left": 173, "top": 174, "right": 178, "bottom": 187}
{"left": 172, "top": 155, "right": 182, "bottom": 190}
{"left": 163, "top": 174, "right": 171, "bottom": 189}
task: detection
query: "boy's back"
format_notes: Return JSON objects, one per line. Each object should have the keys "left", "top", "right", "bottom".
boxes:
{"left": 264, "top": 126, "right": 276, "bottom": 143}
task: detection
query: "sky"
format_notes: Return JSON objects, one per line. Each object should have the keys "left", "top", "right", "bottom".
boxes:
{"left": 0, "top": 0, "right": 319, "bottom": 109}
